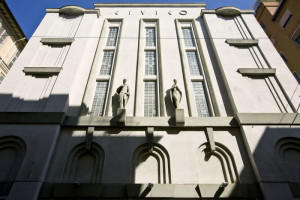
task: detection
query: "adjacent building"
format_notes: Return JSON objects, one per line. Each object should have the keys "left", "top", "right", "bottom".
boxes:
{"left": 0, "top": 0, "right": 27, "bottom": 83}
{"left": 255, "top": 0, "right": 300, "bottom": 82}
{"left": 0, "top": 3, "right": 299, "bottom": 200}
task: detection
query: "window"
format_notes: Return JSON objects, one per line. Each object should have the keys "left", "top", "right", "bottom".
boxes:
{"left": 291, "top": 26, "right": 300, "bottom": 46}
{"left": 260, "top": 22, "right": 266, "bottom": 30}
{"left": 145, "top": 51, "right": 156, "bottom": 75}
{"left": 88, "top": 21, "right": 122, "bottom": 116}
{"left": 0, "top": 73, "right": 4, "bottom": 83}
{"left": 99, "top": 51, "right": 114, "bottom": 75}
{"left": 182, "top": 28, "right": 195, "bottom": 47}
{"left": 269, "top": 36, "right": 276, "bottom": 45}
{"left": 146, "top": 28, "right": 156, "bottom": 47}
{"left": 177, "top": 20, "right": 212, "bottom": 117}
{"left": 186, "top": 51, "right": 201, "bottom": 76}
{"left": 90, "top": 82, "right": 108, "bottom": 116}
{"left": 144, "top": 81, "right": 157, "bottom": 117}
{"left": 292, "top": 71, "right": 300, "bottom": 84}
{"left": 280, "top": 51, "right": 288, "bottom": 63}
{"left": 8, "top": 51, "right": 20, "bottom": 69}
{"left": 279, "top": 9, "right": 292, "bottom": 28}
{"left": 106, "top": 27, "right": 119, "bottom": 46}
{"left": 192, "top": 82, "right": 209, "bottom": 117}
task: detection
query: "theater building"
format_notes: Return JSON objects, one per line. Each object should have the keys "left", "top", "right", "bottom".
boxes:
{"left": 0, "top": 3, "right": 299, "bottom": 200}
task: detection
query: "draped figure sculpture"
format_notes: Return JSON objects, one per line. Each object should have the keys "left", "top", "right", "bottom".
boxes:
{"left": 170, "top": 79, "right": 182, "bottom": 109}
{"left": 116, "top": 79, "right": 130, "bottom": 109}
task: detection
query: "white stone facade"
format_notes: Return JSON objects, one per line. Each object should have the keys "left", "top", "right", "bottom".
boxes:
{"left": 0, "top": 4, "right": 299, "bottom": 200}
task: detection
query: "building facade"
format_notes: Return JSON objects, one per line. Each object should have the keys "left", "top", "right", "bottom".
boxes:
{"left": 255, "top": 0, "right": 300, "bottom": 82}
{"left": 0, "top": 0, "right": 27, "bottom": 83}
{"left": 0, "top": 4, "right": 299, "bottom": 200}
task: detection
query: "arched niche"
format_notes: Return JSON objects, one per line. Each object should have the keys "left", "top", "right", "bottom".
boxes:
{"left": 0, "top": 136, "right": 26, "bottom": 196}
{"left": 131, "top": 143, "right": 171, "bottom": 184}
{"left": 62, "top": 142, "right": 104, "bottom": 183}
{"left": 198, "top": 142, "right": 240, "bottom": 184}
{"left": 275, "top": 137, "right": 300, "bottom": 182}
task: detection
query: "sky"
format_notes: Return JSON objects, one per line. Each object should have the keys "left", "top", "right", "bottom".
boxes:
{"left": 6, "top": 0, "right": 255, "bottom": 39}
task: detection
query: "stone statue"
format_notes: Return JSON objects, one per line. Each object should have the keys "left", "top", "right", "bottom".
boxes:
{"left": 116, "top": 79, "right": 130, "bottom": 109}
{"left": 170, "top": 79, "right": 182, "bottom": 109}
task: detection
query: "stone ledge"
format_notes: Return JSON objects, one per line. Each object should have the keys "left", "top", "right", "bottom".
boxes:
{"left": 226, "top": 39, "right": 258, "bottom": 47}
{"left": 237, "top": 68, "right": 276, "bottom": 76}
{"left": 41, "top": 38, "right": 74, "bottom": 46}
{"left": 0, "top": 112, "right": 66, "bottom": 124}
{"left": 236, "top": 113, "right": 299, "bottom": 125}
{"left": 39, "top": 183, "right": 261, "bottom": 199}
{"left": 23, "top": 67, "right": 62, "bottom": 75}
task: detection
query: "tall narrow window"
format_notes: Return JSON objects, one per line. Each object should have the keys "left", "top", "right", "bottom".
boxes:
{"left": 186, "top": 51, "right": 201, "bottom": 76}
{"left": 192, "top": 82, "right": 209, "bottom": 117}
{"left": 106, "top": 27, "right": 119, "bottom": 46}
{"left": 145, "top": 51, "right": 156, "bottom": 75}
{"left": 86, "top": 20, "right": 122, "bottom": 117}
{"left": 177, "top": 20, "right": 213, "bottom": 117}
{"left": 146, "top": 28, "right": 156, "bottom": 47}
{"left": 144, "top": 81, "right": 157, "bottom": 117}
{"left": 99, "top": 51, "right": 114, "bottom": 75}
{"left": 182, "top": 28, "right": 195, "bottom": 47}
{"left": 91, "top": 82, "right": 108, "bottom": 116}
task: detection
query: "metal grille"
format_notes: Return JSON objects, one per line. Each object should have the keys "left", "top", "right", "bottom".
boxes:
{"left": 146, "top": 28, "right": 156, "bottom": 47}
{"left": 145, "top": 51, "right": 156, "bottom": 75}
{"left": 192, "top": 82, "right": 209, "bottom": 117}
{"left": 91, "top": 82, "right": 108, "bottom": 116}
{"left": 186, "top": 51, "right": 201, "bottom": 76}
{"left": 106, "top": 27, "right": 119, "bottom": 46}
{"left": 99, "top": 51, "right": 114, "bottom": 75}
{"left": 144, "top": 81, "right": 157, "bottom": 117}
{"left": 182, "top": 28, "right": 194, "bottom": 47}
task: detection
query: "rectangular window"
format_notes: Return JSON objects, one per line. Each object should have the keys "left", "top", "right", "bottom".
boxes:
{"left": 192, "top": 82, "right": 209, "bottom": 117}
{"left": 260, "top": 22, "right": 266, "bottom": 30}
{"left": 146, "top": 27, "right": 156, "bottom": 47}
{"left": 144, "top": 81, "right": 157, "bottom": 117}
{"left": 91, "top": 81, "right": 108, "bottom": 116}
{"left": 106, "top": 27, "right": 119, "bottom": 46}
{"left": 99, "top": 51, "right": 114, "bottom": 75}
{"left": 186, "top": 51, "right": 201, "bottom": 76}
{"left": 0, "top": 73, "right": 4, "bottom": 83}
{"left": 279, "top": 9, "right": 292, "bottom": 28}
{"left": 291, "top": 26, "right": 300, "bottom": 46}
{"left": 145, "top": 51, "right": 156, "bottom": 75}
{"left": 293, "top": 71, "right": 300, "bottom": 84}
{"left": 280, "top": 51, "right": 288, "bottom": 63}
{"left": 182, "top": 28, "right": 195, "bottom": 47}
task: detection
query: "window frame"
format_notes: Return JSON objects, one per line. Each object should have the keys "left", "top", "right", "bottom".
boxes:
{"left": 278, "top": 9, "right": 292, "bottom": 29}
{"left": 291, "top": 25, "right": 300, "bottom": 47}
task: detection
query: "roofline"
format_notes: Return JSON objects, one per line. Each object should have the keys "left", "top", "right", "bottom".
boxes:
{"left": 0, "top": 0, "right": 27, "bottom": 47}
{"left": 94, "top": 3, "right": 206, "bottom": 8}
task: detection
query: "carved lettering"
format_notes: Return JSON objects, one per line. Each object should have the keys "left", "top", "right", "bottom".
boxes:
{"left": 179, "top": 10, "right": 187, "bottom": 15}
{"left": 129, "top": 11, "right": 131, "bottom": 15}
{"left": 141, "top": 10, "right": 145, "bottom": 15}
{"left": 168, "top": 11, "right": 172, "bottom": 15}
{"left": 115, "top": 11, "right": 119, "bottom": 15}
{"left": 156, "top": 10, "right": 158, "bottom": 15}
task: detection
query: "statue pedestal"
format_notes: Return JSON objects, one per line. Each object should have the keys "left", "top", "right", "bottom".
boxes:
{"left": 117, "top": 108, "right": 126, "bottom": 125}
{"left": 175, "top": 109, "right": 185, "bottom": 126}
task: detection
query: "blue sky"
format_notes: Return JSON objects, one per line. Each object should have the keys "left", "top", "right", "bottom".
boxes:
{"left": 6, "top": 0, "right": 255, "bottom": 38}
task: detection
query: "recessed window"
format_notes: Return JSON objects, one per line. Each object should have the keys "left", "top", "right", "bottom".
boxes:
{"left": 269, "top": 36, "right": 276, "bottom": 45}
{"left": 144, "top": 81, "right": 157, "bottom": 117}
{"left": 280, "top": 51, "right": 288, "bottom": 63}
{"left": 291, "top": 26, "right": 300, "bottom": 46}
{"left": 0, "top": 73, "right": 4, "bottom": 83}
{"left": 99, "top": 51, "right": 114, "bottom": 75}
{"left": 145, "top": 51, "right": 156, "bottom": 75}
{"left": 146, "top": 28, "right": 156, "bottom": 47}
{"left": 90, "top": 81, "right": 108, "bottom": 116}
{"left": 106, "top": 27, "right": 119, "bottom": 46}
{"left": 186, "top": 51, "right": 201, "bottom": 76}
{"left": 192, "top": 82, "right": 209, "bottom": 117}
{"left": 260, "top": 22, "right": 266, "bottom": 30}
{"left": 182, "top": 28, "right": 195, "bottom": 47}
{"left": 279, "top": 9, "right": 292, "bottom": 28}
